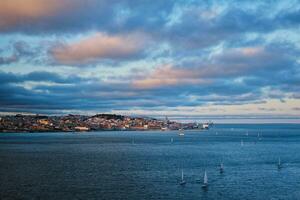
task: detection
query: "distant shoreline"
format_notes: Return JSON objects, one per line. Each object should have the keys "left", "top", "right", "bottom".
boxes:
{"left": 0, "top": 114, "right": 211, "bottom": 133}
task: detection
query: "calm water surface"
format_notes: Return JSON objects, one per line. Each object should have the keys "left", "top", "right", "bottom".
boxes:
{"left": 1, "top": 124, "right": 300, "bottom": 200}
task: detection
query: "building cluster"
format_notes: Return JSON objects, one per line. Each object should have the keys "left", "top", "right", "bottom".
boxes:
{"left": 0, "top": 114, "right": 208, "bottom": 133}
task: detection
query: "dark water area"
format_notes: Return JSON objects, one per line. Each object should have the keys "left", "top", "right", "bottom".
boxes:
{"left": 1, "top": 124, "right": 300, "bottom": 200}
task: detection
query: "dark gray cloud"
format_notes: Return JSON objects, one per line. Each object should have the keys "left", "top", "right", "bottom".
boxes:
{"left": 159, "top": 5, "right": 299, "bottom": 50}
{"left": 276, "top": 8, "right": 300, "bottom": 26}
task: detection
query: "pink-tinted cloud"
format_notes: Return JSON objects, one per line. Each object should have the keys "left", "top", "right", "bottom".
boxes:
{"left": 131, "top": 46, "right": 281, "bottom": 89}
{"left": 132, "top": 64, "right": 208, "bottom": 89}
{"left": 50, "top": 32, "right": 148, "bottom": 65}
{"left": 0, "top": 0, "right": 77, "bottom": 30}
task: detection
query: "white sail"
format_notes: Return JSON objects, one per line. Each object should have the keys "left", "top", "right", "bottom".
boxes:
{"left": 204, "top": 171, "right": 208, "bottom": 184}
{"left": 219, "top": 162, "right": 224, "bottom": 174}
{"left": 179, "top": 169, "right": 186, "bottom": 185}
{"left": 181, "top": 170, "right": 183, "bottom": 180}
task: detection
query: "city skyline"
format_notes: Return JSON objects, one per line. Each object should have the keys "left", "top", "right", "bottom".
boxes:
{"left": 0, "top": 0, "right": 300, "bottom": 121}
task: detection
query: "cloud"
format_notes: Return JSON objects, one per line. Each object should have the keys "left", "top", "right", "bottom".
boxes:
{"left": 132, "top": 43, "right": 295, "bottom": 89}
{"left": 0, "top": 1, "right": 300, "bottom": 116}
{"left": 0, "top": 64, "right": 299, "bottom": 115}
{"left": 0, "top": 0, "right": 174, "bottom": 34}
{"left": 0, "top": 0, "right": 299, "bottom": 43}
{"left": 50, "top": 32, "right": 148, "bottom": 65}
{"left": 0, "top": 41, "right": 37, "bottom": 65}
{"left": 0, "top": 0, "right": 73, "bottom": 31}
{"left": 276, "top": 8, "right": 300, "bottom": 26}
{"left": 132, "top": 64, "right": 209, "bottom": 89}
{"left": 161, "top": 3, "right": 300, "bottom": 50}
{"left": 0, "top": 70, "right": 87, "bottom": 85}
{"left": 0, "top": 70, "right": 98, "bottom": 113}
{"left": 0, "top": 54, "right": 18, "bottom": 65}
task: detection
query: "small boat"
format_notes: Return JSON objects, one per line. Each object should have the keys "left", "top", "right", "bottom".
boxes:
{"left": 179, "top": 169, "right": 186, "bottom": 185}
{"left": 171, "top": 138, "right": 174, "bottom": 143}
{"left": 220, "top": 162, "right": 224, "bottom": 173}
{"left": 178, "top": 129, "right": 184, "bottom": 136}
{"left": 202, "top": 123, "right": 209, "bottom": 129}
{"left": 161, "top": 127, "right": 168, "bottom": 131}
{"left": 278, "top": 157, "right": 282, "bottom": 169}
{"left": 202, "top": 170, "right": 208, "bottom": 188}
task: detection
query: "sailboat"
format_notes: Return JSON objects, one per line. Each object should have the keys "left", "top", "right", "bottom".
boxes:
{"left": 202, "top": 170, "right": 208, "bottom": 188}
{"left": 277, "top": 157, "right": 282, "bottom": 169}
{"left": 171, "top": 138, "right": 174, "bottom": 143}
{"left": 179, "top": 169, "right": 186, "bottom": 185}
{"left": 220, "top": 162, "right": 224, "bottom": 173}
{"left": 241, "top": 139, "right": 244, "bottom": 146}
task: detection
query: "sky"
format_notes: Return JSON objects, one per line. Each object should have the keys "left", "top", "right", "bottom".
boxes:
{"left": 0, "top": 0, "right": 300, "bottom": 121}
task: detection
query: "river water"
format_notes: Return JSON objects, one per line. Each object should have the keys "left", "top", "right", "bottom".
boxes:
{"left": 1, "top": 124, "right": 300, "bottom": 200}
